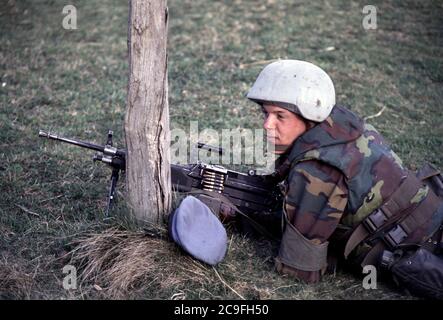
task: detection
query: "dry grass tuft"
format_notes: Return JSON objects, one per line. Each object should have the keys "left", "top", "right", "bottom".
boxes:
{"left": 0, "top": 253, "right": 35, "bottom": 299}
{"left": 68, "top": 225, "right": 216, "bottom": 299}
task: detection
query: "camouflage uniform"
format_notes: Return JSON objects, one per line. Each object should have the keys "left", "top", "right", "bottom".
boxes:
{"left": 273, "top": 105, "right": 443, "bottom": 282}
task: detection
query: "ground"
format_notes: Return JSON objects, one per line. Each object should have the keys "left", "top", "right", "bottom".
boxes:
{"left": 0, "top": 0, "right": 442, "bottom": 299}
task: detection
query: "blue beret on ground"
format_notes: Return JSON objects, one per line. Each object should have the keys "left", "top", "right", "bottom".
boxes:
{"left": 169, "top": 195, "right": 227, "bottom": 265}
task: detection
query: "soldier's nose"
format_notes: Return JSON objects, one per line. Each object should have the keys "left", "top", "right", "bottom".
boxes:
{"left": 263, "top": 116, "right": 275, "bottom": 130}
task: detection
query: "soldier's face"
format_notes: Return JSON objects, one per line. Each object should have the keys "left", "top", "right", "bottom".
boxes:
{"left": 262, "top": 104, "right": 307, "bottom": 153}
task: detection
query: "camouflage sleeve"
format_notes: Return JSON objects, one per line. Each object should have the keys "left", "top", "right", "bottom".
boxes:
{"left": 277, "top": 160, "right": 348, "bottom": 283}
{"left": 285, "top": 159, "right": 348, "bottom": 242}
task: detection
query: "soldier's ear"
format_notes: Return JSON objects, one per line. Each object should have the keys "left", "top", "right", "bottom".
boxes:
{"left": 303, "top": 119, "right": 316, "bottom": 130}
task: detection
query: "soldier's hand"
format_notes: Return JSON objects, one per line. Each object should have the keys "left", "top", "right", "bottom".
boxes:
{"left": 219, "top": 203, "right": 237, "bottom": 223}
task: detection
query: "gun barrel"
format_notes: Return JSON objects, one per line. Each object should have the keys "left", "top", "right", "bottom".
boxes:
{"left": 197, "top": 142, "right": 224, "bottom": 155}
{"left": 39, "top": 129, "right": 108, "bottom": 154}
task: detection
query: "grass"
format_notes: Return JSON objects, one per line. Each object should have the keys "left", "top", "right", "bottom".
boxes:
{"left": 0, "top": 0, "right": 442, "bottom": 299}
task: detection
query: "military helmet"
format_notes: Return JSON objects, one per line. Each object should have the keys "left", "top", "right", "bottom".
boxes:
{"left": 247, "top": 60, "right": 336, "bottom": 122}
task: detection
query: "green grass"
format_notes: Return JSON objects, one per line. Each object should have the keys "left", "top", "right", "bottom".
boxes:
{"left": 0, "top": 0, "right": 442, "bottom": 299}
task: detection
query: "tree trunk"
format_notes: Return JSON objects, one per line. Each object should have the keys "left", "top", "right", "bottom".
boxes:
{"left": 125, "top": 0, "right": 171, "bottom": 223}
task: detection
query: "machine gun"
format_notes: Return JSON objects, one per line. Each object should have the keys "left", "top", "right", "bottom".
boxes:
{"left": 38, "top": 130, "right": 284, "bottom": 218}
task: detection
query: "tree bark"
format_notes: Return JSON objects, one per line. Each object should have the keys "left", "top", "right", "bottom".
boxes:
{"left": 125, "top": 0, "right": 171, "bottom": 223}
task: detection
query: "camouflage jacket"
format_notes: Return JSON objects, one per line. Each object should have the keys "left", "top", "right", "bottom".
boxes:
{"left": 274, "top": 105, "right": 415, "bottom": 282}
